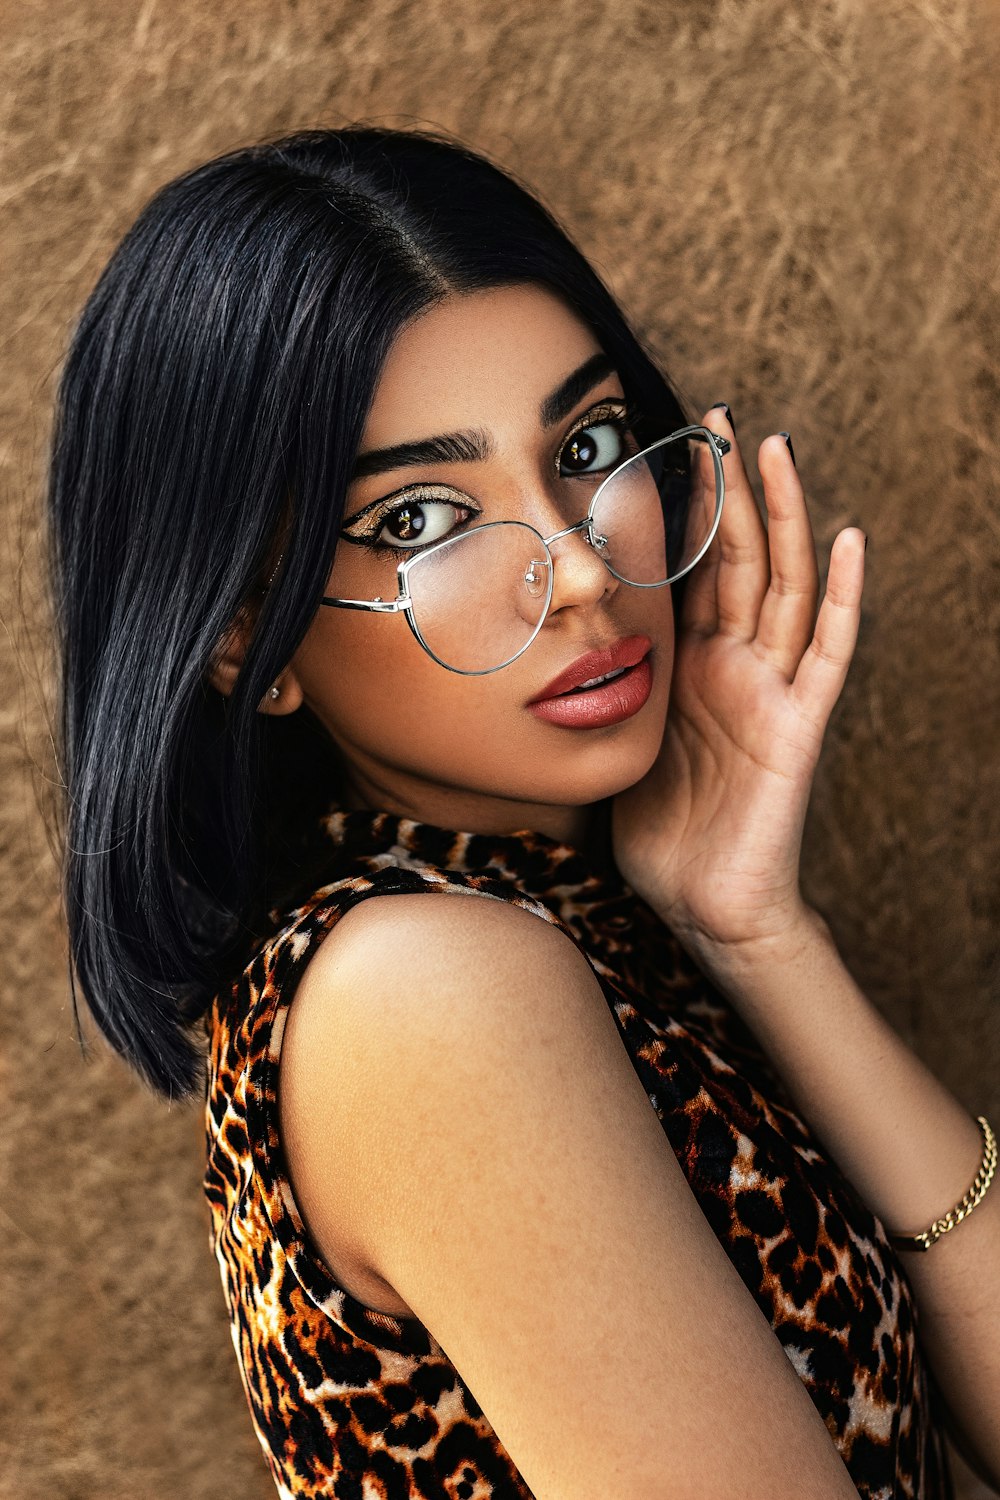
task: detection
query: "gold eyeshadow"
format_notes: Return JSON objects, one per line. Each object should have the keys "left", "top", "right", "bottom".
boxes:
{"left": 340, "top": 395, "right": 638, "bottom": 547}
{"left": 341, "top": 483, "right": 478, "bottom": 540}
{"left": 553, "top": 397, "right": 634, "bottom": 475}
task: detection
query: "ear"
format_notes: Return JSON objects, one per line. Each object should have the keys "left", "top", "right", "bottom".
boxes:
{"left": 206, "top": 606, "right": 305, "bottom": 716}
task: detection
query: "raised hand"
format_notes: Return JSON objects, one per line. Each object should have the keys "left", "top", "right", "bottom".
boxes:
{"left": 611, "top": 406, "right": 866, "bottom": 965}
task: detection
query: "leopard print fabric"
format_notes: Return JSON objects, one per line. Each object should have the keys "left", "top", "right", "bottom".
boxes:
{"left": 203, "top": 805, "right": 954, "bottom": 1499}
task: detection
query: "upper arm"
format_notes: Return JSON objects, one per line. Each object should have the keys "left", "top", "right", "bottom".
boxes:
{"left": 278, "top": 891, "right": 858, "bottom": 1500}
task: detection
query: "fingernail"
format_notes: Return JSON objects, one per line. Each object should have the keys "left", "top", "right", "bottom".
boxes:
{"left": 709, "top": 402, "right": 735, "bottom": 433}
{"left": 778, "top": 431, "right": 796, "bottom": 466}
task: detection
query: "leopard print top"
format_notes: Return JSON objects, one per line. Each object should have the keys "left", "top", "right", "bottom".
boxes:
{"left": 203, "top": 804, "right": 954, "bottom": 1499}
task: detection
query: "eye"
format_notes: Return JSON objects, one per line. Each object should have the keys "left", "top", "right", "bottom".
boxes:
{"left": 342, "top": 491, "right": 479, "bottom": 553}
{"left": 378, "top": 499, "right": 468, "bottom": 548}
{"left": 559, "top": 415, "right": 631, "bottom": 477}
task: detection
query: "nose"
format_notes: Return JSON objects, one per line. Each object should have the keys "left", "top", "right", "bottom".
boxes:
{"left": 544, "top": 519, "right": 618, "bottom": 616}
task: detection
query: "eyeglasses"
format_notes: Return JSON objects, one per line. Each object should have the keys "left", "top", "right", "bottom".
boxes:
{"left": 265, "top": 424, "right": 730, "bottom": 675}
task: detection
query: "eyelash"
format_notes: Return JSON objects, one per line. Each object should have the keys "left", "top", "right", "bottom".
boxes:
{"left": 340, "top": 489, "right": 481, "bottom": 557}
{"left": 557, "top": 399, "right": 639, "bottom": 478}
{"left": 343, "top": 398, "right": 640, "bottom": 556}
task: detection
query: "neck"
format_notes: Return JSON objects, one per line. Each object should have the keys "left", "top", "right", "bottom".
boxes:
{"left": 336, "top": 760, "right": 608, "bottom": 858}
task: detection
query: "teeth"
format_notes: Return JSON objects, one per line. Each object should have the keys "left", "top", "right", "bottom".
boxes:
{"left": 575, "top": 665, "right": 628, "bottom": 691}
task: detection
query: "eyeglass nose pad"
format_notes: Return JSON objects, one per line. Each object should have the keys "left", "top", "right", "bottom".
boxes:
{"left": 523, "top": 558, "right": 550, "bottom": 598}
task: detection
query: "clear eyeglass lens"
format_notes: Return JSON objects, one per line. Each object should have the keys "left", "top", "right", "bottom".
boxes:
{"left": 405, "top": 521, "right": 551, "bottom": 673}
{"left": 404, "top": 433, "right": 720, "bottom": 674}
{"left": 589, "top": 431, "right": 721, "bottom": 587}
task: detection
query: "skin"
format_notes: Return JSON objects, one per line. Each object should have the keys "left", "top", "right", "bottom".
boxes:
{"left": 233, "top": 283, "right": 674, "bottom": 852}
{"left": 212, "top": 282, "right": 1000, "bottom": 1482}
{"left": 213, "top": 279, "right": 865, "bottom": 954}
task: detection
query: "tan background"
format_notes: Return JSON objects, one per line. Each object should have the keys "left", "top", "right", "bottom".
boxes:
{"left": 1, "top": 1, "right": 998, "bottom": 1496}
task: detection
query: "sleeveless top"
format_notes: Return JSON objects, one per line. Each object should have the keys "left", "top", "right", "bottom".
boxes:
{"left": 202, "top": 802, "right": 954, "bottom": 1500}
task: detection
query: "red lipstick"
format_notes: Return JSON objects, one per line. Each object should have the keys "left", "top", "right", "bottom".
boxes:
{"left": 527, "top": 634, "right": 653, "bottom": 729}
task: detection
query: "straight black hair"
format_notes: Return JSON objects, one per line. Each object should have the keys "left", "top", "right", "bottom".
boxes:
{"left": 44, "top": 125, "right": 689, "bottom": 1101}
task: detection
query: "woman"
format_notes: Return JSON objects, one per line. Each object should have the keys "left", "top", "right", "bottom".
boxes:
{"left": 45, "top": 127, "right": 998, "bottom": 1498}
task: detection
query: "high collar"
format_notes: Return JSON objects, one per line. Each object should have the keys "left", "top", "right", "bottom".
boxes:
{"left": 315, "top": 802, "right": 629, "bottom": 902}
{"left": 297, "top": 801, "right": 676, "bottom": 979}
{"left": 266, "top": 798, "right": 747, "bottom": 1060}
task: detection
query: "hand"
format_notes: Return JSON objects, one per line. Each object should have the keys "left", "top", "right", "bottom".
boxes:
{"left": 611, "top": 407, "right": 866, "bottom": 966}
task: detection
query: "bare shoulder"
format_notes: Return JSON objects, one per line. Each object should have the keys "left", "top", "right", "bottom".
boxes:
{"left": 278, "top": 888, "right": 858, "bottom": 1500}
{"left": 292, "top": 885, "right": 587, "bottom": 1033}
{"left": 282, "top": 887, "right": 608, "bottom": 1160}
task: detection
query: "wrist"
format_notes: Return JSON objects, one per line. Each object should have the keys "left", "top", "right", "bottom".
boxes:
{"left": 670, "top": 901, "right": 835, "bottom": 992}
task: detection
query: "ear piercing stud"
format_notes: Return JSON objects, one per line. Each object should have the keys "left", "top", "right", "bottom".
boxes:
{"left": 269, "top": 686, "right": 280, "bottom": 699}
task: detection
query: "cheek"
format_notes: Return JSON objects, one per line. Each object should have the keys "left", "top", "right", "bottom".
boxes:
{"left": 295, "top": 607, "right": 509, "bottom": 768}
{"left": 292, "top": 573, "right": 677, "bottom": 804}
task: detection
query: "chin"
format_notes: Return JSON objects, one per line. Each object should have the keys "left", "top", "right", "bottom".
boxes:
{"left": 528, "top": 673, "right": 668, "bottom": 805}
{"left": 494, "top": 699, "right": 667, "bottom": 810}
{"left": 552, "top": 732, "right": 663, "bottom": 806}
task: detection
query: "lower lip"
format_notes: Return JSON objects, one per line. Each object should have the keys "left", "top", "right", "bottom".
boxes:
{"left": 527, "top": 655, "right": 653, "bottom": 729}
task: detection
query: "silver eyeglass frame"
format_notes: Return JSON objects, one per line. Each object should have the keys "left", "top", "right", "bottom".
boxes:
{"left": 265, "top": 424, "right": 730, "bottom": 676}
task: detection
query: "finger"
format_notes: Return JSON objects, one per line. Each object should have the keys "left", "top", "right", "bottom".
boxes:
{"left": 791, "top": 528, "right": 866, "bottom": 722}
{"left": 753, "top": 434, "right": 821, "bottom": 676}
{"left": 678, "top": 438, "right": 723, "bottom": 636}
{"left": 678, "top": 524, "right": 722, "bottom": 636}
{"left": 678, "top": 404, "right": 759, "bottom": 637}
{"left": 700, "top": 405, "right": 770, "bottom": 640}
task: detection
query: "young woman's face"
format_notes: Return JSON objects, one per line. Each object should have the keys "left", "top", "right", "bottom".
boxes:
{"left": 283, "top": 283, "right": 675, "bottom": 843}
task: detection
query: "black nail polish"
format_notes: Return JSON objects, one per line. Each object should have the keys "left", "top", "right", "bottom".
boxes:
{"left": 709, "top": 402, "right": 735, "bottom": 433}
{"left": 778, "top": 431, "right": 796, "bottom": 466}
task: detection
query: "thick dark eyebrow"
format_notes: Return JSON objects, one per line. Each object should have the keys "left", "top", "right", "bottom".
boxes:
{"left": 351, "top": 430, "right": 492, "bottom": 481}
{"left": 349, "top": 351, "right": 619, "bottom": 481}
{"left": 538, "top": 352, "right": 617, "bottom": 427}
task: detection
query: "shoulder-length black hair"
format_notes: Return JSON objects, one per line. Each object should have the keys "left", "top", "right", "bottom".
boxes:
{"left": 45, "top": 125, "right": 689, "bottom": 1100}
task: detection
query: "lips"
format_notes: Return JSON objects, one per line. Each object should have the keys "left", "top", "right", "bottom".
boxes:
{"left": 529, "top": 634, "right": 653, "bottom": 703}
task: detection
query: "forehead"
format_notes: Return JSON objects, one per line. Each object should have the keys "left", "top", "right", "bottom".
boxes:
{"left": 360, "top": 284, "right": 607, "bottom": 447}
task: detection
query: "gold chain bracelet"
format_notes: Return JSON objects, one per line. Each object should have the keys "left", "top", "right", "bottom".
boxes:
{"left": 888, "top": 1115, "right": 997, "bottom": 1252}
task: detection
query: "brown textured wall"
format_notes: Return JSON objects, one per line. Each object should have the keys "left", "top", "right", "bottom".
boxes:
{"left": 2, "top": 3, "right": 997, "bottom": 1496}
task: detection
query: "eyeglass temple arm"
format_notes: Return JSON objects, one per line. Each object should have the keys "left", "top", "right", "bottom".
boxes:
{"left": 321, "top": 595, "right": 407, "bottom": 613}
{"left": 260, "top": 583, "right": 405, "bottom": 613}
{"left": 260, "top": 557, "right": 408, "bottom": 613}
{"left": 673, "top": 425, "right": 731, "bottom": 456}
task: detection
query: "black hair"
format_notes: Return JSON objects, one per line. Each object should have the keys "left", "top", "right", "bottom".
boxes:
{"left": 44, "top": 125, "right": 690, "bottom": 1101}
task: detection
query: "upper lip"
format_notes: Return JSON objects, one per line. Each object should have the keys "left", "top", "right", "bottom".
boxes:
{"left": 529, "top": 634, "right": 652, "bottom": 702}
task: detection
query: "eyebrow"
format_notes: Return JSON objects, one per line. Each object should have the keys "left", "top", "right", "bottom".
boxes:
{"left": 351, "top": 429, "right": 490, "bottom": 481}
{"left": 539, "top": 351, "right": 617, "bottom": 427}
{"left": 349, "top": 351, "right": 619, "bottom": 481}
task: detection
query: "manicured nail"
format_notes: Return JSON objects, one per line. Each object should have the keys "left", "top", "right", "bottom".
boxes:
{"left": 778, "top": 431, "right": 796, "bottom": 466}
{"left": 709, "top": 402, "right": 735, "bottom": 433}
